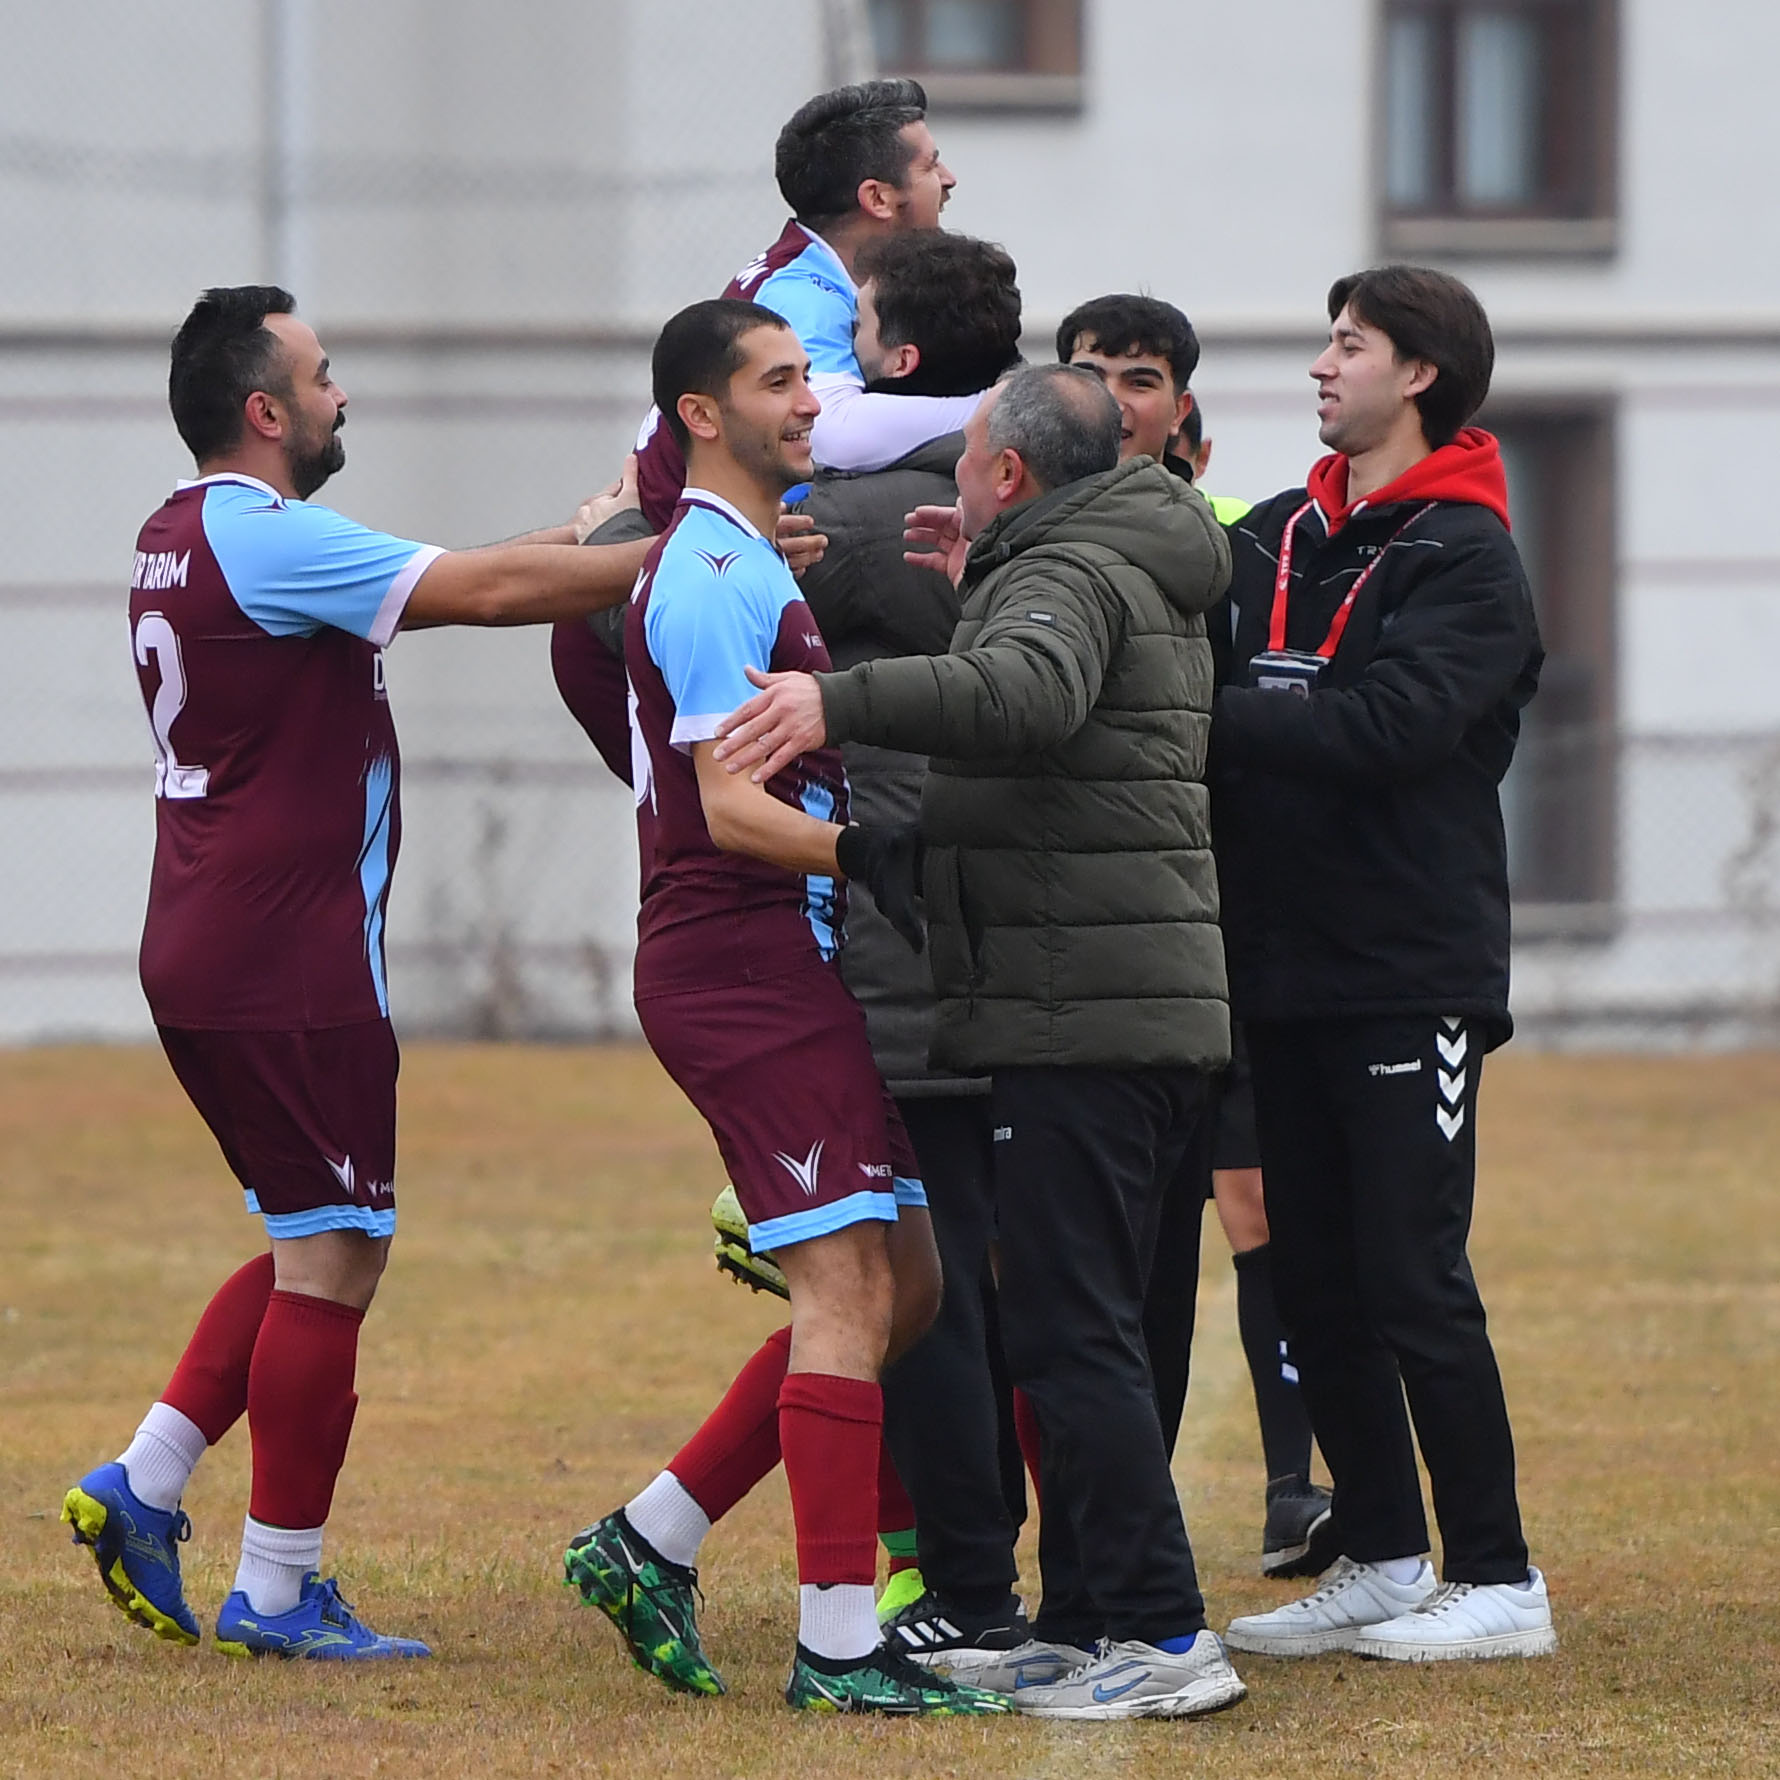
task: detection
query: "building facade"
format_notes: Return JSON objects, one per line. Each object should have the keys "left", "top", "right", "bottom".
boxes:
{"left": 1, "top": 0, "right": 1775, "bottom": 1040}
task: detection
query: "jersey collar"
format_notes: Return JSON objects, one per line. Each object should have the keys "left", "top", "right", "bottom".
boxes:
{"left": 174, "top": 471, "right": 287, "bottom": 502}
{"left": 794, "top": 223, "right": 856, "bottom": 296}
{"left": 680, "top": 485, "right": 769, "bottom": 544}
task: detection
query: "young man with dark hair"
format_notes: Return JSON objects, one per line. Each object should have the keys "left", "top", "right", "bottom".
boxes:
{"left": 787, "top": 231, "right": 1034, "bottom": 1663}
{"left": 1215, "top": 265, "right": 1555, "bottom": 1662}
{"left": 1061, "top": 295, "right": 1334, "bottom": 1582}
{"left": 562, "top": 297, "right": 1007, "bottom": 1718}
{"left": 555, "top": 79, "right": 977, "bottom": 786}
{"left": 64, "top": 285, "right": 651, "bottom": 1661}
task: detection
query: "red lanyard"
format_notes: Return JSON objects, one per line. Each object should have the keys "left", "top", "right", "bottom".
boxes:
{"left": 1268, "top": 500, "right": 1436, "bottom": 657}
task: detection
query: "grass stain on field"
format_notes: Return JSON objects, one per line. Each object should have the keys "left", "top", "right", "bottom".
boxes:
{"left": 2, "top": 1043, "right": 1779, "bottom": 1778}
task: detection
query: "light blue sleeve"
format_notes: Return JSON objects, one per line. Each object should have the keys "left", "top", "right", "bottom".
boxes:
{"left": 754, "top": 262, "right": 860, "bottom": 382}
{"left": 203, "top": 487, "right": 442, "bottom": 645}
{"left": 644, "top": 553, "right": 788, "bottom": 749}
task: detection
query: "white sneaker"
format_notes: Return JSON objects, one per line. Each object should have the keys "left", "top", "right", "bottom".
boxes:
{"left": 1224, "top": 1556, "right": 1436, "bottom": 1657}
{"left": 1352, "top": 1567, "right": 1557, "bottom": 1661}
{"left": 958, "top": 1637, "right": 1096, "bottom": 1694}
{"left": 1011, "top": 1631, "right": 1247, "bottom": 1720}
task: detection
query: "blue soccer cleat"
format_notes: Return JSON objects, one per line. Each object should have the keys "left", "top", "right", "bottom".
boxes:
{"left": 214, "top": 1573, "right": 431, "bottom": 1661}
{"left": 62, "top": 1461, "right": 201, "bottom": 1646}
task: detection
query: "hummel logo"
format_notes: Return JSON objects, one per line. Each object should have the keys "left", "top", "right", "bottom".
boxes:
{"left": 1369, "top": 1059, "right": 1422, "bottom": 1076}
{"left": 773, "top": 1140, "right": 825, "bottom": 1198}
{"left": 696, "top": 549, "right": 742, "bottom": 577}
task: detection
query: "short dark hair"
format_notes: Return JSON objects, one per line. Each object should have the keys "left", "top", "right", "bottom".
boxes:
{"left": 1327, "top": 265, "right": 1494, "bottom": 449}
{"left": 168, "top": 285, "right": 296, "bottom": 462}
{"left": 775, "top": 79, "right": 929, "bottom": 228}
{"left": 986, "top": 364, "right": 1122, "bottom": 492}
{"left": 853, "top": 232, "right": 1022, "bottom": 397}
{"left": 652, "top": 298, "right": 794, "bottom": 451}
{"left": 1056, "top": 294, "right": 1201, "bottom": 394}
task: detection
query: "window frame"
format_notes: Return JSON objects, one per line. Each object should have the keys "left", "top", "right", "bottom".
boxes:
{"left": 1482, "top": 396, "right": 1620, "bottom": 925}
{"left": 1377, "top": 0, "right": 1619, "bottom": 258}
{"left": 868, "top": 0, "right": 1085, "bottom": 112}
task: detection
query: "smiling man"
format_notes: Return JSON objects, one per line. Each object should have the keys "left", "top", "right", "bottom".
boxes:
{"left": 561, "top": 298, "right": 1007, "bottom": 1719}
{"left": 1212, "top": 265, "right": 1554, "bottom": 1664}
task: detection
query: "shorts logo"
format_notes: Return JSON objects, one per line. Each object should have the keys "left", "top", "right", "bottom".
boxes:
{"left": 327, "top": 1154, "right": 356, "bottom": 1195}
{"left": 772, "top": 1139, "right": 825, "bottom": 1199}
{"left": 1369, "top": 1059, "right": 1422, "bottom": 1076}
{"left": 857, "top": 1162, "right": 892, "bottom": 1179}
{"left": 992, "top": 1125, "right": 1013, "bottom": 1142}
{"left": 326, "top": 1154, "right": 392, "bottom": 1202}
{"left": 696, "top": 550, "right": 742, "bottom": 577}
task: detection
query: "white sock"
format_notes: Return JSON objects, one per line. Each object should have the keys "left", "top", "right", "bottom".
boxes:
{"left": 234, "top": 1517, "right": 323, "bottom": 1617}
{"left": 624, "top": 1471, "right": 711, "bottom": 1569}
{"left": 117, "top": 1403, "right": 207, "bottom": 1512}
{"left": 798, "top": 1583, "right": 880, "bottom": 1663}
{"left": 1374, "top": 1556, "right": 1428, "bottom": 1585}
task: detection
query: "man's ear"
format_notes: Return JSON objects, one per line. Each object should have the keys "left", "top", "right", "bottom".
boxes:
{"left": 242, "top": 389, "right": 284, "bottom": 444}
{"left": 678, "top": 390, "right": 722, "bottom": 444}
{"left": 1172, "top": 387, "right": 1195, "bottom": 438}
{"left": 883, "top": 341, "right": 921, "bottom": 380}
{"left": 1402, "top": 358, "right": 1438, "bottom": 402}
{"left": 994, "top": 446, "right": 1025, "bottom": 503}
{"left": 854, "top": 175, "right": 901, "bottom": 223}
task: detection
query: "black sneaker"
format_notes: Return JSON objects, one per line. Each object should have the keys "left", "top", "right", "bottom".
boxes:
{"left": 1261, "top": 1476, "right": 1340, "bottom": 1579}
{"left": 883, "top": 1589, "right": 1031, "bottom": 1676}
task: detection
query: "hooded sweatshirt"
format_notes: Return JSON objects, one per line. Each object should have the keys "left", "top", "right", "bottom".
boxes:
{"left": 1210, "top": 427, "right": 1543, "bottom": 1043}
{"left": 818, "top": 455, "right": 1233, "bottom": 1074}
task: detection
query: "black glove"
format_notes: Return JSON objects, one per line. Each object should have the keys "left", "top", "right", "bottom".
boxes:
{"left": 835, "top": 822, "right": 926, "bottom": 954}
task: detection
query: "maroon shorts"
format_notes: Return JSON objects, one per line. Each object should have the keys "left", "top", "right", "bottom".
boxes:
{"left": 636, "top": 961, "right": 925, "bottom": 1254}
{"left": 157, "top": 1020, "right": 399, "bottom": 1238}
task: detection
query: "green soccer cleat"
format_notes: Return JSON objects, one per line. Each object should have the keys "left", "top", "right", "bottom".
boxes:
{"left": 876, "top": 1565, "right": 927, "bottom": 1623}
{"left": 564, "top": 1508, "right": 725, "bottom": 1696}
{"left": 785, "top": 1641, "right": 1014, "bottom": 1715}
{"left": 711, "top": 1184, "right": 789, "bottom": 1300}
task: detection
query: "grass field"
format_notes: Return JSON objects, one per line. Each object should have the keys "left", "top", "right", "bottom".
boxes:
{"left": 3, "top": 1043, "right": 1778, "bottom": 1778}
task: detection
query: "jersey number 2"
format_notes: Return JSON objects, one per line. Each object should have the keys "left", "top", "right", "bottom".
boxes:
{"left": 134, "top": 612, "right": 210, "bottom": 799}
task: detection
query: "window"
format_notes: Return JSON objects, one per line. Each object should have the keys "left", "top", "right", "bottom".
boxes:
{"left": 868, "top": 0, "right": 1083, "bottom": 109}
{"left": 1380, "top": 0, "right": 1616, "bottom": 255}
{"left": 1487, "top": 404, "right": 1618, "bottom": 922}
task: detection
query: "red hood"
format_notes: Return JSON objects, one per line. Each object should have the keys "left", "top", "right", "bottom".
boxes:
{"left": 1306, "top": 426, "right": 1511, "bottom": 532}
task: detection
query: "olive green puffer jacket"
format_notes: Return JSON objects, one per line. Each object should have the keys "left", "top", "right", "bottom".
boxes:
{"left": 817, "top": 456, "right": 1231, "bottom": 1074}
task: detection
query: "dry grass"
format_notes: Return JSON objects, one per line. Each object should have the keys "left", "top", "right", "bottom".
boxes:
{"left": 3, "top": 1043, "right": 1778, "bottom": 1779}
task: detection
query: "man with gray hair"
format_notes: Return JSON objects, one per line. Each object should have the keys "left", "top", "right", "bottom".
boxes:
{"left": 714, "top": 363, "right": 1242, "bottom": 1721}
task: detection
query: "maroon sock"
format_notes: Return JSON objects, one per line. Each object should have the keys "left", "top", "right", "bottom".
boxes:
{"left": 1013, "top": 1387, "right": 1043, "bottom": 1511}
{"left": 667, "top": 1326, "right": 791, "bottom": 1522}
{"left": 159, "top": 1252, "right": 277, "bottom": 1444}
{"left": 877, "top": 1434, "right": 918, "bottom": 1571}
{"left": 779, "top": 1372, "right": 882, "bottom": 1586}
{"left": 246, "top": 1290, "right": 364, "bottom": 1529}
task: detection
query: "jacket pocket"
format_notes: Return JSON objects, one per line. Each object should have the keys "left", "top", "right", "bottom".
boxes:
{"left": 925, "top": 847, "right": 987, "bottom": 991}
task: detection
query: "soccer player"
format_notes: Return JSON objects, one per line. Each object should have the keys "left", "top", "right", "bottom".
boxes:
{"left": 561, "top": 297, "right": 1006, "bottom": 1717}
{"left": 63, "top": 285, "right": 650, "bottom": 1660}
{"left": 1061, "top": 295, "right": 1337, "bottom": 1580}
{"left": 553, "top": 78, "right": 979, "bottom": 777}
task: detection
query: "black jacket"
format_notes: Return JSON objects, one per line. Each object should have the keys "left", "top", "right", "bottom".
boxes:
{"left": 1210, "top": 433, "right": 1542, "bottom": 1046}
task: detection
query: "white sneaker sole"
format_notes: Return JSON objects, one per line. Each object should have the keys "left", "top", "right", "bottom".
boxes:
{"left": 1223, "top": 1621, "right": 1373, "bottom": 1658}
{"left": 1352, "top": 1622, "right": 1558, "bottom": 1662}
{"left": 909, "top": 1644, "right": 1028, "bottom": 1676}
{"left": 1014, "top": 1671, "right": 1248, "bottom": 1721}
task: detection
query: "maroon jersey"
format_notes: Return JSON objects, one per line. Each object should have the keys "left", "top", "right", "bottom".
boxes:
{"left": 635, "top": 220, "right": 854, "bottom": 529}
{"left": 625, "top": 488, "right": 849, "bottom": 997}
{"left": 128, "top": 473, "right": 442, "bottom": 1029}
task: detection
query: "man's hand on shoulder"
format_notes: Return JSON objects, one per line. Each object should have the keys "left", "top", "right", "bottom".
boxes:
{"left": 714, "top": 667, "right": 827, "bottom": 783}
{"left": 572, "top": 454, "right": 640, "bottom": 544}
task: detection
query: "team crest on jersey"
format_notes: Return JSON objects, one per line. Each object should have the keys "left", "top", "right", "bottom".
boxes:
{"left": 696, "top": 549, "right": 743, "bottom": 577}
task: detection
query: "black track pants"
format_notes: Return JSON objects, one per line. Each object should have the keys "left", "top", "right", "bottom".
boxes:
{"left": 881, "top": 1097, "right": 1021, "bottom": 1604}
{"left": 993, "top": 1066, "right": 1211, "bottom": 1645}
{"left": 1246, "top": 1016, "right": 1530, "bottom": 1584}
